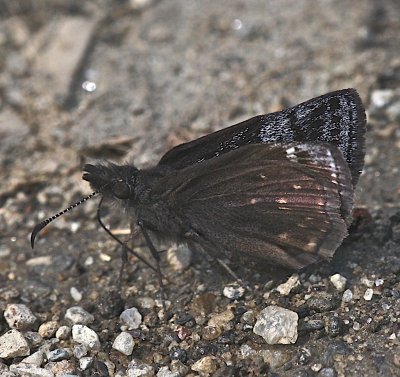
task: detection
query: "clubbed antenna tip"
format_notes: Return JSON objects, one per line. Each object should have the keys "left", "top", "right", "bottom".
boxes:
{"left": 30, "top": 191, "right": 98, "bottom": 248}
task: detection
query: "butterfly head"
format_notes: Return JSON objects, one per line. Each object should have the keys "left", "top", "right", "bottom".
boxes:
{"left": 83, "top": 163, "right": 139, "bottom": 201}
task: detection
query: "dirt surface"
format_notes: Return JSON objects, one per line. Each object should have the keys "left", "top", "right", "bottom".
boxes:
{"left": 0, "top": 1, "right": 399, "bottom": 376}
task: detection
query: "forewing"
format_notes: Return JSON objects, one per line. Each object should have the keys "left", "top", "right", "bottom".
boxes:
{"left": 158, "top": 88, "right": 366, "bottom": 185}
{"left": 164, "top": 143, "right": 353, "bottom": 270}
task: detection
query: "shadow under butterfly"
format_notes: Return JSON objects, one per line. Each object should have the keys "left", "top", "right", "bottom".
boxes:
{"left": 31, "top": 88, "right": 366, "bottom": 302}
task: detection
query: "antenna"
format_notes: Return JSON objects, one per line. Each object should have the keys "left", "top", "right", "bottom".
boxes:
{"left": 31, "top": 191, "right": 98, "bottom": 248}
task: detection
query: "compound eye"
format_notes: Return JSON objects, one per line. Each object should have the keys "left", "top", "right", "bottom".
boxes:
{"left": 112, "top": 180, "right": 131, "bottom": 199}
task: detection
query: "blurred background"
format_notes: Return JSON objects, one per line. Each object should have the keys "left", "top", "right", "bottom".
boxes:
{"left": 0, "top": 1, "right": 399, "bottom": 376}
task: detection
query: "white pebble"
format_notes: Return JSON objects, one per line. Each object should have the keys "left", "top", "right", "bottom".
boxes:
{"left": 127, "top": 359, "right": 154, "bottom": 377}
{"left": 136, "top": 297, "right": 156, "bottom": 309}
{"left": 223, "top": 283, "right": 245, "bottom": 299}
{"left": 72, "top": 325, "right": 100, "bottom": 350}
{"left": 79, "top": 356, "right": 93, "bottom": 370}
{"left": 70, "top": 287, "right": 83, "bottom": 302}
{"left": 0, "top": 329, "right": 30, "bottom": 358}
{"left": 240, "top": 344, "right": 257, "bottom": 358}
{"left": 253, "top": 305, "right": 298, "bottom": 345}
{"left": 73, "top": 344, "right": 88, "bottom": 359}
{"left": 361, "top": 277, "right": 374, "bottom": 287}
{"left": 112, "top": 332, "right": 135, "bottom": 356}
{"left": 156, "top": 366, "right": 180, "bottom": 377}
{"left": 21, "top": 350, "right": 44, "bottom": 366}
{"left": 120, "top": 307, "right": 142, "bottom": 330}
{"left": 364, "top": 288, "right": 374, "bottom": 301}
{"left": 4, "top": 303, "right": 37, "bottom": 330}
{"left": 84, "top": 256, "right": 94, "bottom": 266}
{"left": 276, "top": 275, "right": 300, "bottom": 295}
{"left": 342, "top": 289, "right": 353, "bottom": 303}
{"left": 371, "top": 89, "right": 395, "bottom": 108}
{"left": 9, "top": 363, "right": 54, "bottom": 377}
{"left": 38, "top": 321, "right": 58, "bottom": 338}
{"left": 65, "top": 306, "right": 94, "bottom": 325}
{"left": 330, "top": 273, "right": 347, "bottom": 292}
{"left": 56, "top": 325, "right": 71, "bottom": 340}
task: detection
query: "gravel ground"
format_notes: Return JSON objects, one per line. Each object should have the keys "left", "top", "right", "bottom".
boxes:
{"left": 0, "top": 1, "right": 399, "bottom": 376}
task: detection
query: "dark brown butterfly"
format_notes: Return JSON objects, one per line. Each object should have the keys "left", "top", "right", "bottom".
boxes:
{"left": 31, "top": 88, "right": 366, "bottom": 284}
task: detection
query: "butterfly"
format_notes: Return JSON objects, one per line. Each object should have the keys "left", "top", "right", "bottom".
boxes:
{"left": 31, "top": 88, "right": 366, "bottom": 288}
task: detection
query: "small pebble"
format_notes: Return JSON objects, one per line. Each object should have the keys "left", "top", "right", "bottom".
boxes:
{"left": 167, "top": 244, "right": 192, "bottom": 270}
{"left": 170, "top": 360, "right": 189, "bottom": 376}
{"left": 112, "top": 332, "right": 135, "bottom": 356}
{"left": 259, "top": 348, "right": 292, "bottom": 368}
{"left": 191, "top": 356, "right": 217, "bottom": 374}
{"left": 24, "top": 331, "right": 43, "bottom": 348}
{"left": 202, "top": 326, "right": 222, "bottom": 341}
{"left": 156, "top": 366, "right": 180, "bottom": 377}
{"left": 308, "top": 274, "right": 321, "bottom": 283}
{"left": 9, "top": 363, "right": 54, "bottom": 377}
{"left": 72, "top": 325, "right": 100, "bottom": 349}
{"left": 56, "top": 325, "right": 71, "bottom": 340}
{"left": 46, "top": 348, "right": 70, "bottom": 362}
{"left": 364, "top": 288, "right": 374, "bottom": 301}
{"left": 352, "top": 321, "right": 361, "bottom": 331}
{"left": 361, "top": 277, "right": 374, "bottom": 287}
{"left": 0, "top": 245, "right": 11, "bottom": 257}
{"left": 300, "top": 319, "right": 325, "bottom": 332}
{"left": 70, "top": 287, "right": 83, "bottom": 302}
{"left": 79, "top": 356, "right": 93, "bottom": 370}
{"left": 73, "top": 344, "right": 89, "bottom": 359}
{"left": 371, "top": 89, "right": 395, "bottom": 108}
{"left": 38, "top": 321, "right": 59, "bottom": 338}
{"left": 120, "top": 307, "right": 143, "bottom": 330}
{"left": 319, "top": 367, "right": 337, "bottom": 377}
{"left": 127, "top": 359, "right": 154, "bottom": 377}
{"left": 170, "top": 348, "right": 188, "bottom": 363}
{"left": 241, "top": 310, "right": 255, "bottom": 325}
{"left": 0, "top": 329, "right": 30, "bottom": 358}
{"left": 330, "top": 274, "right": 347, "bottom": 292}
{"left": 311, "top": 363, "right": 323, "bottom": 372}
{"left": 98, "top": 289, "right": 124, "bottom": 318}
{"left": 223, "top": 283, "right": 245, "bottom": 299}
{"left": 253, "top": 305, "right": 298, "bottom": 345}
{"left": 46, "top": 359, "right": 76, "bottom": 375}
{"left": 342, "top": 289, "right": 353, "bottom": 303}
{"left": 65, "top": 306, "right": 94, "bottom": 325}
{"left": 21, "top": 350, "right": 44, "bottom": 366}
{"left": 208, "top": 310, "right": 234, "bottom": 328}
{"left": 4, "top": 303, "right": 37, "bottom": 330}
{"left": 239, "top": 344, "right": 257, "bottom": 358}
{"left": 325, "top": 316, "right": 343, "bottom": 337}
{"left": 136, "top": 297, "right": 156, "bottom": 309}
{"left": 276, "top": 274, "right": 300, "bottom": 295}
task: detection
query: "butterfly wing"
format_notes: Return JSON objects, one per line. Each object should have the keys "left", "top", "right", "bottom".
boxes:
{"left": 161, "top": 143, "right": 353, "bottom": 270}
{"left": 158, "top": 89, "right": 366, "bottom": 185}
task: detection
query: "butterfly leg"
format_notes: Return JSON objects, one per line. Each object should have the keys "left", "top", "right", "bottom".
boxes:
{"left": 96, "top": 198, "right": 158, "bottom": 272}
{"left": 138, "top": 220, "right": 167, "bottom": 311}
{"left": 187, "top": 239, "right": 250, "bottom": 291}
{"left": 215, "top": 258, "right": 251, "bottom": 291}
